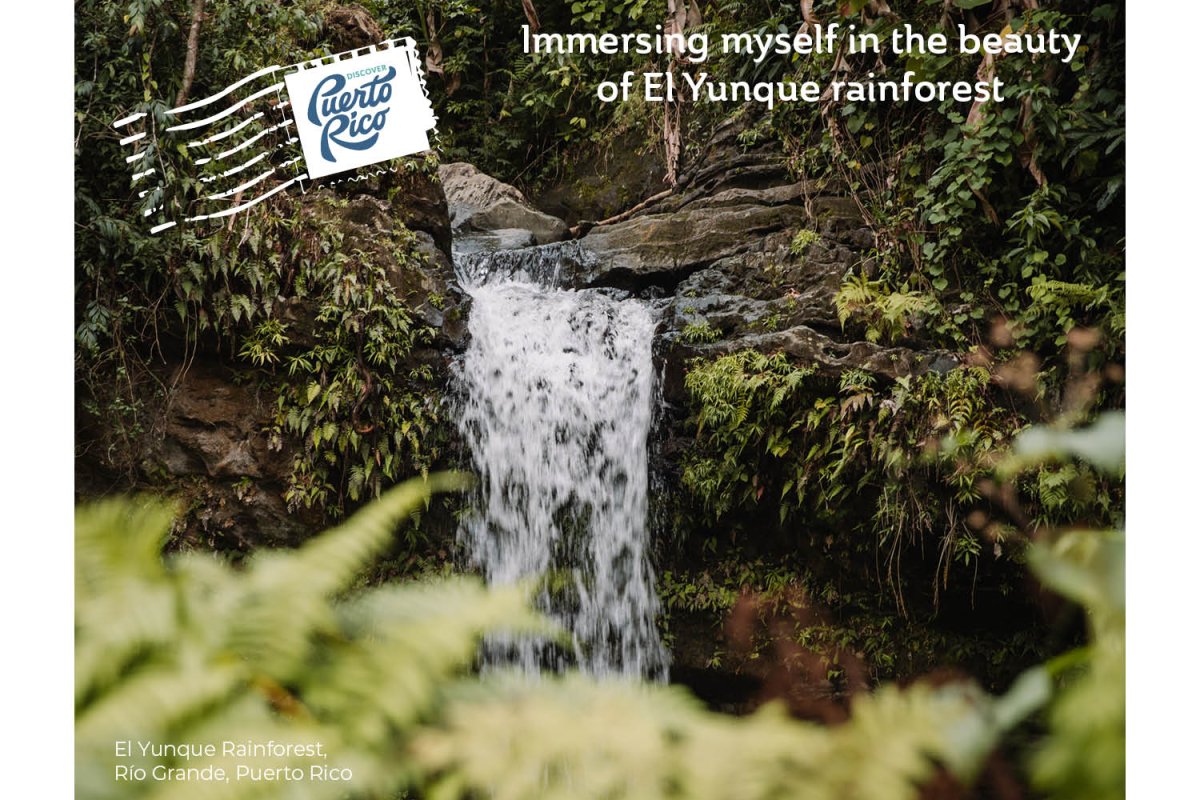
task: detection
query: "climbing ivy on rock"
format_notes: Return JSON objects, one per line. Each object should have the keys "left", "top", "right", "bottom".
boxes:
{"left": 255, "top": 201, "right": 445, "bottom": 514}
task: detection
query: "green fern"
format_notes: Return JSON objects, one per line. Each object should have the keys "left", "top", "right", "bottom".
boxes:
{"left": 835, "top": 275, "right": 939, "bottom": 344}
{"left": 77, "top": 476, "right": 992, "bottom": 800}
{"left": 417, "top": 676, "right": 973, "bottom": 800}
{"left": 681, "top": 319, "right": 722, "bottom": 345}
{"left": 75, "top": 474, "right": 545, "bottom": 800}
{"left": 790, "top": 228, "right": 821, "bottom": 256}
{"left": 76, "top": 445, "right": 1122, "bottom": 800}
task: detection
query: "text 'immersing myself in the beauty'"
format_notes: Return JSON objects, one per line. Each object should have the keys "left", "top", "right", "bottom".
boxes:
{"left": 522, "top": 22, "right": 1082, "bottom": 110}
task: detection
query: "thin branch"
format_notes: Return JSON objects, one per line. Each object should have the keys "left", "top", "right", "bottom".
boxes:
{"left": 574, "top": 189, "right": 673, "bottom": 236}
{"left": 520, "top": 0, "right": 540, "bottom": 33}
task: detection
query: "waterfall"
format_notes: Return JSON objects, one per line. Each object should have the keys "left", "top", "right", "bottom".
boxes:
{"left": 452, "top": 237, "right": 669, "bottom": 680}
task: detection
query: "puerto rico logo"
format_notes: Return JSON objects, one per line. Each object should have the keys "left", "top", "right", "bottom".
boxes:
{"left": 113, "top": 38, "right": 435, "bottom": 232}
{"left": 285, "top": 46, "right": 433, "bottom": 179}
{"left": 305, "top": 65, "right": 396, "bottom": 162}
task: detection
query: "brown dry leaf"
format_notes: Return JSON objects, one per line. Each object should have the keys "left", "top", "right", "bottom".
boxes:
{"left": 966, "top": 347, "right": 993, "bottom": 368}
{"left": 664, "top": 0, "right": 703, "bottom": 54}
{"left": 994, "top": 352, "right": 1041, "bottom": 395}
{"left": 1066, "top": 325, "right": 1102, "bottom": 354}
{"left": 1062, "top": 372, "right": 1102, "bottom": 416}
{"left": 840, "top": 393, "right": 872, "bottom": 417}
{"left": 725, "top": 592, "right": 759, "bottom": 651}
{"left": 990, "top": 317, "right": 1016, "bottom": 348}
{"left": 423, "top": 9, "right": 444, "bottom": 76}
{"left": 422, "top": 8, "right": 460, "bottom": 94}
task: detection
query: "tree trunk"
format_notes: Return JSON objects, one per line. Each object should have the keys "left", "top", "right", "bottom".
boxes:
{"left": 174, "top": 0, "right": 206, "bottom": 108}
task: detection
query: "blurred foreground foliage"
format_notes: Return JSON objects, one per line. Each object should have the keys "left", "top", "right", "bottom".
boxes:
{"left": 76, "top": 474, "right": 545, "bottom": 799}
{"left": 78, "top": 412, "right": 1123, "bottom": 800}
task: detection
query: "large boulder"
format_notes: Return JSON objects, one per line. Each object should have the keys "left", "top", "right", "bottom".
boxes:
{"left": 577, "top": 202, "right": 805, "bottom": 289}
{"left": 438, "top": 162, "right": 567, "bottom": 244}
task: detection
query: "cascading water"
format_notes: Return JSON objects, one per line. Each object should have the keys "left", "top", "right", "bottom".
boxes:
{"left": 452, "top": 238, "right": 669, "bottom": 681}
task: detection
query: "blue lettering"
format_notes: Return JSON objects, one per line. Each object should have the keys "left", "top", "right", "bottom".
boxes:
{"left": 306, "top": 66, "right": 396, "bottom": 163}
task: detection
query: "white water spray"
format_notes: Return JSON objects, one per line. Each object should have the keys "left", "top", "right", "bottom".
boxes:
{"left": 452, "top": 241, "right": 669, "bottom": 680}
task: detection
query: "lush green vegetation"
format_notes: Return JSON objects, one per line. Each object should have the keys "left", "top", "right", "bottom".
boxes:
{"left": 75, "top": 2, "right": 1125, "bottom": 795}
{"left": 770, "top": 2, "right": 1125, "bottom": 358}
{"left": 362, "top": 0, "right": 668, "bottom": 181}
{"left": 77, "top": 426, "right": 1125, "bottom": 799}
{"left": 635, "top": 0, "right": 1123, "bottom": 691}
{"left": 678, "top": 344, "right": 1119, "bottom": 567}
{"left": 76, "top": 2, "right": 450, "bottom": 519}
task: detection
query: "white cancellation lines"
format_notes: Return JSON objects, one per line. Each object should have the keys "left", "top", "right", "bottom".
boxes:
{"left": 112, "top": 62, "right": 303, "bottom": 231}
{"left": 111, "top": 37, "right": 434, "bottom": 232}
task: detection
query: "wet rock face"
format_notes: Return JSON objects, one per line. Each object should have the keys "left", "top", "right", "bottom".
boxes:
{"left": 552, "top": 126, "right": 952, "bottom": 391}
{"left": 654, "top": 224, "right": 953, "bottom": 407}
{"left": 532, "top": 130, "right": 667, "bottom": 227}
{"left": 576, "top": 203, "right": 807, "bottom": 289}
{"left": 439, "top": 162, "right": 568, "bottom": 245}
{"left": 149, "top": 363, "right": 322, "bottom": 552}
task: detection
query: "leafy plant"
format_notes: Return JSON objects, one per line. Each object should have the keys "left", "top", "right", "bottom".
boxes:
{"left": 789, "top": 228, "right": 821, "bottom": 256}
{"left": 75, "top": 2, "right": 450, "bottom": 519}
{"left": 834, "top": 275, "right": 940, "bottom": 344}
{"left": 676, "top": 340, "right": 1120, "bottom": 627}
{"left": 76, "top": 474, "right": 543, "bottom": 800}
{"left": 417, "top": 677, "right": 974, "bottom": 800}
{"left": 1026, "top": 528, "right": 1124, "bottom": 800}
{"left": 264, "top": 215, "right": 445, "bottom": 514}
{"left": 680, "top": 319, "right": 723, "bottom": 345}
{"left": 76, "top": 411, "right": 1124, "bottom": 800}
{"left": 73, "top": 478, "right": 995, "bottom": 800}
